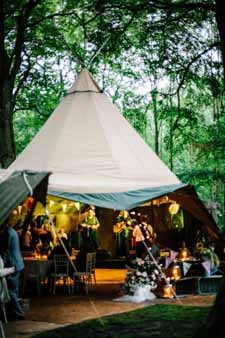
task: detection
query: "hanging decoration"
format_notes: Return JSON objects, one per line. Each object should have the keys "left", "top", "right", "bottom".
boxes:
{"left": 169, "top": 202, "right": 180, "bottom": 215}
{"left": 49, "top": 200, "right": 55, "bottom": 208}
{"left": 25, "top": 196, "right": 35, "bottom": 210}
{"left": 62, "top": 204, "right": 67, "bottom": 213}
{"left": 171, "top": 209, "right": 184, "bottom": 230}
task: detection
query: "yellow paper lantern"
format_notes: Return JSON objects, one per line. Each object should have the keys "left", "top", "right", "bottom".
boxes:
{"left": 169, "top": 202, "right": 180, "bottom": 215}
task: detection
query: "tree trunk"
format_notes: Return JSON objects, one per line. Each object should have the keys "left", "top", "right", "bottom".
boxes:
{"left": 0, "top": 85, "right": 16, "bottom": 168}
{"left": 152, "top": 90, "right": 159, "bottom": 155}
{"left": 169, "top": 116, "right": 173, "bottom": 171}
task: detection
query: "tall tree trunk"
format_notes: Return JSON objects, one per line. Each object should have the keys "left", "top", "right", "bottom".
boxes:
{"left": 152, "top": 90, "right": 159, "bottom": 155}
{"left": 0, "top": 85, "right": 15, "bottom": 168}
{"left": 169, "top": 116, "right": 173, "bottom": 171}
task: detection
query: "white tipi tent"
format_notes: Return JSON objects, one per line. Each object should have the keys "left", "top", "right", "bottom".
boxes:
{"left": 4, "top": 68, "right": 219, "bottom": 242}
{"left": 7, "top": 68, "right": 186, "bottom": 210}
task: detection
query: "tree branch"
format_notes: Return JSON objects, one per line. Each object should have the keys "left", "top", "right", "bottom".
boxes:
{"left": 104, "top": 11, "right": 137, "bottom": 53}
{"left": 12, "top": 52, "right": 32, "bottom": 108}
{"left": 100, "top": 1, "right": 215, "bottom": 13}
{"left": 28, "top": 9, "right": 82, "bottom": 28}
{"left": 13, "top": 104, "right": 51, "bottom": 117}
{"left": 161, "top": 42, "right": 220, "bottom": 97}
{"left": 9, "top": 0, "right": 41, "bottom": 92}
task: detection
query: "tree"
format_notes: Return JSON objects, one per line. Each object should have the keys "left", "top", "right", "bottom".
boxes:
{"left": 0, "top": 0, "right": 84, "bottom": 167}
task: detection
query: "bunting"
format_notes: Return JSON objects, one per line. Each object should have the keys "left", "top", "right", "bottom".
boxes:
{"left": 201, "top": 260, "right": 211, "bottom": 276}
{"left": 182, "top": 262, "right": 192, "bottom": 276}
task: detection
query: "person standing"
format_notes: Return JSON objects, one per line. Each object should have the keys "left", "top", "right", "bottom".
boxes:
{"left": 81, "top": 206, "right": 100, "bottom": 250}
{"left": 0, "top": 220, "right": 25, "bottom": 320}
{"left": 132, "top": 215, "right": 145, "bottom": 258}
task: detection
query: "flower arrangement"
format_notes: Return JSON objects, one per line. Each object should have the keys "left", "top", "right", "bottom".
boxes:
{"left": 124, "top": 255, "right": 162, "bottom": 295}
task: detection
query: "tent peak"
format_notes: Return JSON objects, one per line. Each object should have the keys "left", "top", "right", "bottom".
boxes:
{"left": 68, "top": 68, "right": 102, "bottom": 94}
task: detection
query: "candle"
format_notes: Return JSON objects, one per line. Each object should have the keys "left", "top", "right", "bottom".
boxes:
{"left": 172, "top": 266, "right": 181, "bottom": 281}
{"left": 181, "top": 248, "right": 189, "bottom": 260}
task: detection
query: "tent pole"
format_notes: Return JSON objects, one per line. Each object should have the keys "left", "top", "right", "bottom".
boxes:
{"left": 44, "top": 207, "right": 77, "bottom": 272}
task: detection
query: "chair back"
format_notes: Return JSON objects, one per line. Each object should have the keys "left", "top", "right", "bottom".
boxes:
{"left": 86, "top": 252, "right": 96, "bottom": 273}
{"left": 53, "top": 255, "right": 69, "bottom": 275}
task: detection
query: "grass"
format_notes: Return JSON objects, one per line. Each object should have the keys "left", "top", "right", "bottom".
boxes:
{"left": 31, "top": 304, "right": 210, "bottom": 338}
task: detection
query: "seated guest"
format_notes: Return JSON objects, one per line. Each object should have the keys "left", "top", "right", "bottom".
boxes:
{"left": 75, "top": 237, "right": 96, "bottom": 272}
{"left": 30, "top": 221, "right": 41, "bottom": 252}
{"left": 21, "top": 225, "right": 32, "bottom": 251}
{"left": 39, "top": 220, "right": 54, "bottom": 254}
{"left": 48, "top": 237, "right": 69, "bottom": 260}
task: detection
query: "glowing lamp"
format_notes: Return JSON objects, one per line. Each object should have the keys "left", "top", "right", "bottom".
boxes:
{"left": 180, "top": 248, "right": 190, "bottom": 261}
{"left": 11, "top": 209, "right": 18, "bottom": 216}
{"left": 163, "top": 284, "right": 174, "bottom": 299}
{"left": 171, "top": 265, "right": 181, "bottom": 281}
{"left": 169, "top": 202, "right": 180, "bottom": 215}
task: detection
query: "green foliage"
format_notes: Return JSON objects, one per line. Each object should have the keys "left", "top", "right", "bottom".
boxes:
{"left": 2, "top": 0, "right": 225, "bottom": 227}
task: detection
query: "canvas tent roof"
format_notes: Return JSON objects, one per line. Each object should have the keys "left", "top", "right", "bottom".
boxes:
{"left": 8, "top": 68, "right": 184, "bottom": 207}
{"left": 6, "top": 69, "right": 220, "bottom": 238}
{"left": 0, "top": 170, "right": 50, "bottom": 225}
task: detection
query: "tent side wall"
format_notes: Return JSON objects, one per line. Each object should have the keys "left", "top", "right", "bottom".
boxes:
{"left": 0, "top": 171, "right": 50, "bottom": 226}
{"left": 169, "top": 185, "right": 220, "bottom": 240}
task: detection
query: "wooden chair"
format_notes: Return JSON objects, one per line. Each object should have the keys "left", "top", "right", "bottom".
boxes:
{"left": 50, "top": 255, "right": 71, "bottom": 295}
{"left": 73, "top": 252, "right": 96, "bottom": 294}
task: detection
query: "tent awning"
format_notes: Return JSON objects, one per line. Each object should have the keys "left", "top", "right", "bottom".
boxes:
{"left": 0, "top": 170, "right": 50, "bottom": 225}
{"left": 49, "top": 183, "right": 187, "bottom": 210}
{"left": 49, "top": 182, "right": 220, "bottom": 239}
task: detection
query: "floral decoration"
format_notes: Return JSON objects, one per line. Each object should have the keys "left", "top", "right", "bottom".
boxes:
{"left": 124, "top": 255, "right": 162, "bottom": 295}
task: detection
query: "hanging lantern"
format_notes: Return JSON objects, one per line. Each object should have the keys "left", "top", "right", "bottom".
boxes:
{"left": 169, "top": 202, "right": 180, "bottom": 215}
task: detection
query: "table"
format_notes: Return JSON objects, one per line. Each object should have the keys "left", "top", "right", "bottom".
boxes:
{"left": 23, "top": 258, "right": 53, "bottom": 295}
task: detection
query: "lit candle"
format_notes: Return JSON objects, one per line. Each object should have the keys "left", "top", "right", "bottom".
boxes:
{"left": 181, "top": 249, "right": 188, "bottom": 260}
{"left": 172, "top": 266, "right": 181, "bottom": 280}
